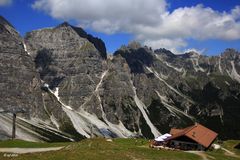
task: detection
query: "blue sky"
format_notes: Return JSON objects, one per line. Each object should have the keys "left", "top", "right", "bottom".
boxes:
{"left": 0, "top": 0, "right": 240, "bottom": 55}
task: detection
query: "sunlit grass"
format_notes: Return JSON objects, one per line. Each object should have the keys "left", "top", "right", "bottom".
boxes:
{"left": 0, "top": 138, "right": 239, "bottom": 160}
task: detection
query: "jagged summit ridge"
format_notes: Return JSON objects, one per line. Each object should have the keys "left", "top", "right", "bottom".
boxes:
{"left": 25, "top": 21, "right": 107, "bottom": 59}
{"left": 0, "top": 16, "right": 14, "bottom": 28}
{"left": 0, "top": 16, "right": 240, "bottom": 141}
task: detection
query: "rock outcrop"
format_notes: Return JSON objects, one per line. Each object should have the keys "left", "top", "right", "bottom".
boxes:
{"left": 0, "top": 17, "right": 81, "bottom": 141}
{"left": 1, "top": 16, "right": 240, "bottom": 141}
{"left": 0, "top": 16, "right": 43, "bottom": 115}
{"left": 24, "top": 22, "right": 138, "bottom": 139}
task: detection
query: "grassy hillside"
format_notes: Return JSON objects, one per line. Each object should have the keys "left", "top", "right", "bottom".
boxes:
{"left": 0, "top": 139, "right": 72, "bottom": 148}
{"left": 0, "top": 138, "right": 239, "bottom": 160}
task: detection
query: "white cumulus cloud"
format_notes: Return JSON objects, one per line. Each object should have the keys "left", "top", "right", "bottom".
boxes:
{"left": 32, "top": 0, "right": 167, "bottom": 34}
{"left": 0, "top": 0, "right": 12, "bottom": 6}
{"left": 32, "top": 0, "right": 240, "bottom": 54}
{"left": 144, "top": 38, "right": 187, "bottom": 54}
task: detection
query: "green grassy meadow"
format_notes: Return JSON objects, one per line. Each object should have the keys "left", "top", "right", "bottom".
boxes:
{"left": 0, "top": 138, "right": 239, "bottom": 160}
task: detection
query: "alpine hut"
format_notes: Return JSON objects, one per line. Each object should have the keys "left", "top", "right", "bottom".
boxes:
{"left": 167, "top": 123, "right": 218, "bottom": 151}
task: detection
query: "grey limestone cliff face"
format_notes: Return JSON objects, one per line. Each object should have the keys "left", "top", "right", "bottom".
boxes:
{"left": 25, "top": 23, "right": 107, "bottom": 108}
{"left": 0, "top": 16, "right": 48, "bottom": 140}
{"left": 0, "top": 16, "right": 45, "bottom": 118}
{"left": 114, "top": 44, "right": 196, "bottom": 137}
{"left": 24, "top": 23, "right": 139, "bottom": 139}
{"left": 102, "top": 55, "right": 142, "bottom": 134}
{"left": 1, "top": 16, "right": 240, "bottom": 141}
{"left": 114, "top": 44, "right": 240, "bottom": 139}
{"left": 0, "top": 17, "right": 80, "bottom": 142}
{"left": 24, "top": 24, "right": 161, "bottom": 139}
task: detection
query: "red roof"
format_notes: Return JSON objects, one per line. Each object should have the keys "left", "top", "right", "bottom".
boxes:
{"left": 168, "top": 123, "right": 218, "bottom": 148}
{"left": 170, "top": 128, "right": 183, "bottom": 135}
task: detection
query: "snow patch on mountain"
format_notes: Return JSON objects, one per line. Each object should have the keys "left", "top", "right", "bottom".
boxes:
{"left": 23, "top": 42, "right": 30, "bottom": 55}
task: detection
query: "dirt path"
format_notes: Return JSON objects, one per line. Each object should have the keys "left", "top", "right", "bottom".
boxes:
{"left": 221, "top": 147, "right": 240, "bottom": 158}
{"left": 186, "top": 151, "right": 214, "bottom": 160}
{"left": 0, "top": 146, "right": 64, "bottom": 154}
{"left": 187, "top": 147, "right": 240, "bottom": 160}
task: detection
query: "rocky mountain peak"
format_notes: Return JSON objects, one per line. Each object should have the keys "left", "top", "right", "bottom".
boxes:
{"left": 57, "top": 21, "right": 71, "bottom": 28}
{"left": 221, "top": 48, "right": 240, "bottom": 60}
{"left": 183, "top": 51, "right": 201, "bottom": 58}
{"left": 1, "top": 16, "right": 240, "bottom": 141}
{"left": 114, "top": 44, "right": 154, "bottom": 73}
{"left": 127, "top": 41, "right": 142, "bottom": 50}
{"left": 0, "top": 15, "right": 13, "bottom": 28}
{"left": 118, "top": 41, "right": 141, "bottom": 52}
{"left": 25, "top": 22, "right": 107, "bottom": 59}
{"left": 70, "top": 25, "right": 107, "bottom": 59}
{"left": 68, "top": 25, "right": 107, "bottom": 59}
{"left": 0, "top": 16, "right": 46, "bottom": 136}
{"left": 0, "top": 15, "right": 21, "bottom": 41}
{"left": 154, "top": 48, "right": 176, "bottom": 58}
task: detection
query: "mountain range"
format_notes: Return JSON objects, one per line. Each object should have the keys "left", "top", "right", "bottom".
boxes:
{"left": 0, "top": 16, "right": 240, "bottom": 141}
